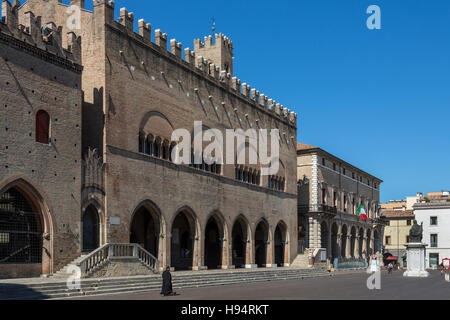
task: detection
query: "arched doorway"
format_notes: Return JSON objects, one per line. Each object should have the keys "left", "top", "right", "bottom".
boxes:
{"left": 274, "top": 223, "right": 287, "bottom": 267}
{"left": 204, "top": 215, "right": 223, "bottom": 270}
{"left": 341, "top": 225, "right": 348, "bottom": 258}
{"left": 130, "top": 202, "right": 161, "bottom": 257}
{"left": 0, "top": 186, "right": 44, "bottom": 276}
{"left": 232, "top": 217, "right": 248, "bottom": 268}
{"left": 82, "top": 205, "right": 100, "bottom": 252}
{"left": 331, "top": 223, "right": 339, "bottom": 260}
{"left": 171, "top": 209, "right": 196, "bottom": 270}
{"left": 255, "top": 220, "right": 269, "bottom": 268}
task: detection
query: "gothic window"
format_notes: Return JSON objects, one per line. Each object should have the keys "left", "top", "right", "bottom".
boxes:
{"left": 145, "top": 134, "right": 153, "bottom": 155}
{"left": 36, "top": 110, "right": 50, "bottom": 144}
{"left": 153, "top": 137, "right": 161, "bottom": 158}
{"left": 138, "top": 132, "right": 145, "bottom": 153}
{"left": 162, "top": 140, "right": 169, "bottom": 160}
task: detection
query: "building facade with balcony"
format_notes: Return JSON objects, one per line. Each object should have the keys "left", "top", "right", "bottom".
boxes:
{"left": 297, "top": 143, "right": 385, "bottom": 267}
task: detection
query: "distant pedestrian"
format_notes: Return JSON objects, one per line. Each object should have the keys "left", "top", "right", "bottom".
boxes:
{"left": 439, "top": 263, "right": 445, "bottom": 276}
{"left": 161, "top": 266, "right": 176, "bottom": 296}
{"left": 388, "top": 262, "right": 393, "bottom": 274}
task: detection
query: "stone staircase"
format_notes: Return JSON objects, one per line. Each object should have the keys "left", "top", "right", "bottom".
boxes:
{"left": 0, "top": 268, "right": 332, "bottom": 300}
{"left": 52, "top": 255, "right": 89, "bottom": 278}
{"left": 291, "top": 254, "right": 311, "bottom": 268}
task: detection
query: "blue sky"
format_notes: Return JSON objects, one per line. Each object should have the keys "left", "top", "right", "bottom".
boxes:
{"left": 75, "top": 0, "right": 450, "bottom": 202}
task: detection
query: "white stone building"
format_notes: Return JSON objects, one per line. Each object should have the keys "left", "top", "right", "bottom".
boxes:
{"left": 413, "top": 202, "right": 450, "bottom": 269}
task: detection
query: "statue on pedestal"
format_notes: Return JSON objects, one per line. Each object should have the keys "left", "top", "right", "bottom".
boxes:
{"left": 409, "top": 220, "right": 423, "bottom": 243}
{"left": 404, "top": 220, "right": 429, "bottom": 277}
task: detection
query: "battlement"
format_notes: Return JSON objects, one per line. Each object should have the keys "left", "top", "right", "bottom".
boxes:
{"left": 194, "top": 33, "right": 233, "bottom": 51}
{"left": 0, "top": 0, "right": 81, "bottom": 65}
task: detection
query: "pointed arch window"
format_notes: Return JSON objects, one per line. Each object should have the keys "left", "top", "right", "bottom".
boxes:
{"left": 138, "top": 132, "right": 145, "bottom": 153}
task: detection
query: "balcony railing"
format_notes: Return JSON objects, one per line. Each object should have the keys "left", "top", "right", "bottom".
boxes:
{"left": 298, "top": 204, "right": 337, "bottom": 215}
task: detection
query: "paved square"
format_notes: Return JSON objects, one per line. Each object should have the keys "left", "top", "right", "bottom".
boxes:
{"left": 65, "top": 270, "right": 450, "bottom": 300}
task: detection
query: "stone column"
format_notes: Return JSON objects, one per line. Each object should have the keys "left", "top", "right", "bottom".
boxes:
{"left": 158, "top": 233, "right": 166, "bottom": 272}
{"left": 284, "top": 238, "right": 290, "bottom": 267}
{"left": 245, "top": 237, "right": 256, "bottom": 268}
{"left": 308, "top": 216, "right": 320, "bottom": 249}
{"left": 266, "top": 234, "right": 275, "bottom": 267}
{"left": 165, "top": 232, "right": 172, "bottom": 271}
{"left": 370, "top": 234, "right": 374, "bottom": 256}
{"left": 355, "top": 235, "right": 360, "bottom": 259}
{"left": 327, "top": 224, "right": 333, "bottom": 259}
{"left": 221, "top": 228, "right": 233, "bottom": 269}
{"left": 346, "top": 235, "right": 352, "bottom": 258}
{"left": 337, "top": 228, "right": 342, "bottom": 259}
{"left": 362, "top": 230, "right": 368, "bottom": 259}
{"left": 192, "top": 226, "right": 204, "bottom": 271}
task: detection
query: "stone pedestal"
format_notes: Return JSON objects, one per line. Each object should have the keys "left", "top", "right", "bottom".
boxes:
{"left": 403, "top": 243, "right": 429, "bottom": 278}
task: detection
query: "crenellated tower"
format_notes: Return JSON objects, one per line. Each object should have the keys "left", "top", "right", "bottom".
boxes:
{"left": 194, "top": 33, "right": 234, "bottom": 75}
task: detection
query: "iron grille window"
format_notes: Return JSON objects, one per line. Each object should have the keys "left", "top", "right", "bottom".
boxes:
{"left": 0, "top": 188, "right": 43, "bottom": 264}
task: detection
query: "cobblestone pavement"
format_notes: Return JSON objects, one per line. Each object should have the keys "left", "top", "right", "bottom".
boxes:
{"left": 65, "top": 270, "right": 450, "bottom": 300}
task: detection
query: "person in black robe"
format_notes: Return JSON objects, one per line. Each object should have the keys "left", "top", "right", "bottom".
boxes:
{"left": 161, "top": 266, "right": 175, "bottom": 296}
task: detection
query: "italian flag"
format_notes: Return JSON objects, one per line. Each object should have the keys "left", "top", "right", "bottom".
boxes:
{"left": 357, "top": 204, "right": 369, "bottom": 220}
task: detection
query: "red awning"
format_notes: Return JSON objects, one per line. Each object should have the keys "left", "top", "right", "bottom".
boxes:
{"left": 386, "top": 257, "right": 398, "bottom": 261}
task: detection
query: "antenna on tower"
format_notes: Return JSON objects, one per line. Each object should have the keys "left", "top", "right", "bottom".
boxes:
{"left": 211, "top": 17, "right": 216, "bottom": 32}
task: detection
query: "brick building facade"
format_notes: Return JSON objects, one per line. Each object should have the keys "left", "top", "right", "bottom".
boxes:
{"left": 0, "top": 0, "right": 298, "bottom": 277}
{"left": 0, "top": 0, "right": 83, "bottom": 277}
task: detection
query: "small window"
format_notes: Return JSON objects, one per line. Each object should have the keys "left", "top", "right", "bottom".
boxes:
{"left": 322, "top": 189, "right": 326, "bottom": 205}
{"left": 407, "top": 220, "right": 411, "bottom": 226}
{"left": 36, "top": 110, "right": 50, "bottom": 144}
{"left": 430, "top": 234, "right": 438, "bottom": 248}
{"left": 406, "top": 235, "right": 410, "bottom": 243}
{"left": 343, "top": 168, "right": 346, "bottom": 175}
{"left": 385, "top": 236, "right": 391, "bottom": 245}
{"left": 352, "top": 172, "right": 355, "bottom": 179}
{"left": 333, "top": 163, "right": 336, "bottom": 171}
{"left": 333, "top": 191, "right": 337, "bottom": 207}
{"left": 430, "top": 217, "right": 438, "bottom": 226}
{"left": 322, "top": 158, "right": 326, "bottom": 166}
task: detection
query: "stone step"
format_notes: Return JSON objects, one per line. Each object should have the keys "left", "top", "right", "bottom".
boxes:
{"left": 1, "top": 271, "right": 332, "bottom": 300}
{"left": 9, "top": 269, "right": 328, "bottom": 291}
{"left": 0, "top": 269, "right": 331, "bottom": 300}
